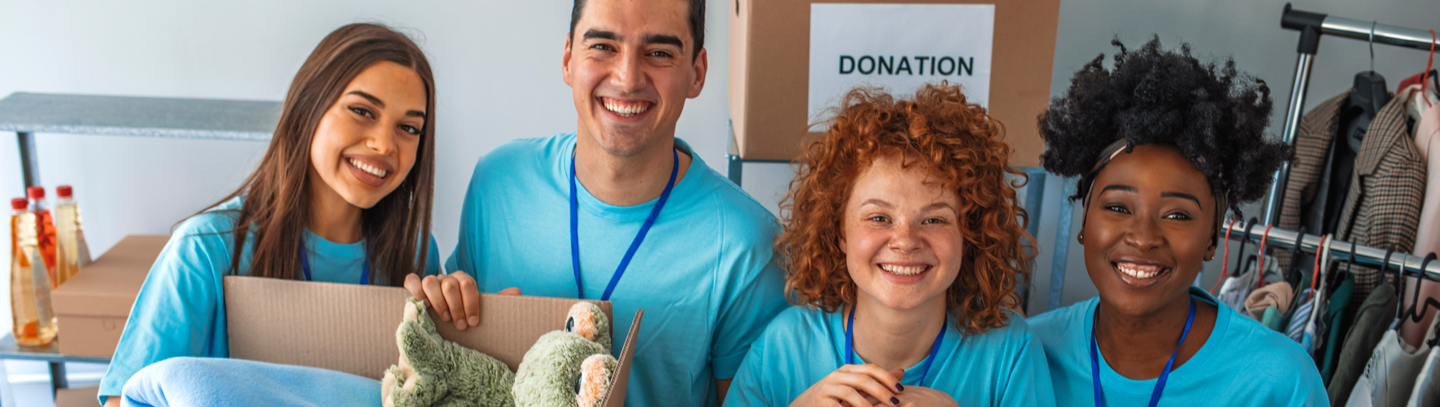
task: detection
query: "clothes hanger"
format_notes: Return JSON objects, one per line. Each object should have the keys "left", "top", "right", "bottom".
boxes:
{"left": 1347, "top": 22, "right": 1392, "bottom": 152}
{"left": 1232, "top": 218, "right": 1259, "bottom": 278}
{"left": 1401, "top": 253, "right": 1440, "bottom": 324}
{"left": 1286, "top": 227, "right": 1310, "bottom": 288}
{"left": 1211, "top": 218, "right": 1241, "bottom": 294}
{"left": 1256, "top": 225, "right": 1275, "bottom": 288}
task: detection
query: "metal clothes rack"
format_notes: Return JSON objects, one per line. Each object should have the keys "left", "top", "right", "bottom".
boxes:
{"left": 1224, "top": 223, "right": 1440, "bottom": 283}
{"left": 1262, "top": 4, "right": 1440, "bottom": 226}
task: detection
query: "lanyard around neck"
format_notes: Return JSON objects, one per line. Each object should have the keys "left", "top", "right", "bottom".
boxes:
{"left": 569, "top": 148, "right": 679, "bottom": 301}
{"left": 844, "top": 305, "right": 947, "bottom": 387}
{"left": 299, "top": 247, "right": 369, "bottom": 285}
{"left": 1089, "top": 297, "right": 1195, "bottom": 407}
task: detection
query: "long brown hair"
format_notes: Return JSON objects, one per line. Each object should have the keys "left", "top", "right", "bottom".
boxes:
{"left": 207, "top": 23, "right": 436, "bottom": 286}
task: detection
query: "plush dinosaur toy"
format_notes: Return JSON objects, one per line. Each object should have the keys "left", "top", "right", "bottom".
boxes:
{"left": 381, "top": 298, "right": 620, "bottom": 407}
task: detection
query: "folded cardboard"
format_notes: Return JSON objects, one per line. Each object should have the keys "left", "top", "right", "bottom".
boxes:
{"left": 224, "top": 276, "right": 642, "bottom": 407}
{"left": 50, "top": 235, "right": 167, "bottom": 357}
{"left": 728, "top": 0, "right": 1060, "bottom": 166}
{"left": 54, "top": 386, "right": 99, "bottom": 407}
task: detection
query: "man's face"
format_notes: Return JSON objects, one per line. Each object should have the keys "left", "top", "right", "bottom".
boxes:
{"left": 563, "top": 0, "right": 707, "bottom": 158}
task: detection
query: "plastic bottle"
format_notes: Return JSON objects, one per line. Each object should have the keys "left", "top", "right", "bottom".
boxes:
{"left": 11, "top": 197, "right": 57, "bottom": 347}
{"left": 26, "top": 187, "right": 57, "bottom": 289}
{"left": 52, "top": 185, "right": 91, "bottom": 285}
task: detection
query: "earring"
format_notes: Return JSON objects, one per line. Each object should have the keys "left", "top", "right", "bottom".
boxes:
{"left": 1205, "top": 255, "right": 1215, "bottom": 261}
{"left": 1077, "top": 232, "right": 1085, "bottom": 244}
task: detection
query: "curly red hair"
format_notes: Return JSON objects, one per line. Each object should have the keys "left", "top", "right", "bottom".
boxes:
{"left": 777, "top": 83, "right": 1034, "bottom": 335}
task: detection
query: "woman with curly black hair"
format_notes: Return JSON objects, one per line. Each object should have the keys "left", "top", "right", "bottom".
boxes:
{"left": 1027, "top": 37, "right": 1327, "bottom": 406}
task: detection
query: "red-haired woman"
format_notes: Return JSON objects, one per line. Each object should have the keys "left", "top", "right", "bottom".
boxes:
{"left": 725, "top": 84, "right": 1056, "bottom": 407}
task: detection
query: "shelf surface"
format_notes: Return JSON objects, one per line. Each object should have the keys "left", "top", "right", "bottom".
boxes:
{"left": 0, "top": 92, "right": 280, "bottom": 141}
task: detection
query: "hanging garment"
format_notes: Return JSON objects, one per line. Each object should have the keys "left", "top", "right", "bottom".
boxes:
{"left": 1289, "top": 288, "right": 1316, "bottom": 343}
{"left": 1344, "top": 319, "right": 1439, "bottom": 407}
{"left": 1333, "top": 96, "right": 1427, "bottom": 317}
{"left": 1219, "top": 255, "right": 1285, "bottom": 312}
{"left": 1246, "top": 281, "right": 1295, "bottom": 320}
{"left": 1416, "top": 103, "right": 1440, "bottom": 255}
{"left": 1330, "top": 281, "right": 1400, "bottom": 405}
{"left": 1260, "top": 306, "right": 1286, "bottom": 332}
{"left": 1305, "top": 241, "right": 1340, "bottom": 355}
{"left": 1277, "top": 92, "right": 1425, "bottom": 315}
{"left": 1323, "top": 274, "right": 1358, "bottom": 383}
{"left": 1408, "top": 346, "right": 1440, "bottom": 407}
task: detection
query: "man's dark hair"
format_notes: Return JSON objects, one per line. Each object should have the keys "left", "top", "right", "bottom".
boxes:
{"left": 1038, "top": 36, "right": 1289, "bottom": 219}
{"left": 570, "top": 0, "right": 706, "bottom": 61}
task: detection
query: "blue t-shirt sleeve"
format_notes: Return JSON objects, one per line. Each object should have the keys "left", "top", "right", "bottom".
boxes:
{"left": 424, "top": 234, "right": 441, "bottom": 276}
{"left": 710, "top": 226, "right": 789, "bottom": 380}
{"left": 98, "top": 220, "right": 230, "bottom": 402}
{"left": 723, "top": 331, "right": 783, "bottom": 406}
{"left": 995, "top": 320, "right": 1058, "bottom": 407}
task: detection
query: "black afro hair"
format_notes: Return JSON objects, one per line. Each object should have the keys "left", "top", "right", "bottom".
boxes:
{"left": 1039, "top": 36, "right": 1290, "bottom": 220}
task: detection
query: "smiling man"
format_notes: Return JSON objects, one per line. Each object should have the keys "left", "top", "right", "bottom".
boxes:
{"left": 445, "top": 0, "right": 788, "bottom": 406}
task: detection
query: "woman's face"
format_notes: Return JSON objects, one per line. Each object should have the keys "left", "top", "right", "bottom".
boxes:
{"left": 1082, "top": 144, "right": 1217, "bottom": 317}
{"left": 309, "top": 60, "right": 427, "bottom": 209}
{"left": 842, "top": 154, "right": 964, "bottom": 312}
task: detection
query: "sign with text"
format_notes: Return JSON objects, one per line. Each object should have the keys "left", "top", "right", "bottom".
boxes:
{"left": 808, "top": 3, "right": 995, "bottom": 123}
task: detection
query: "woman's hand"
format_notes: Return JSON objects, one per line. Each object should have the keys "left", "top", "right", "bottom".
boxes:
{"left": 790, "top": 365, "right": 904, "bottom": 407}
{"left": 403, "top": 271, "right": 519, "bottom": 330}
{"left": 893, "top": 386, "right": 958, "bottom": 407}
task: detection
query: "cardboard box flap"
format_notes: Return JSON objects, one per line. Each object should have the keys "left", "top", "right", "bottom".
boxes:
{"left": 52, "top": 235, "right": 167, "bottom": 317}
{"left": 224, "top": 276, "right": 643, "bottom": 405}
{"left": 601, "top": 310, "right": 641, "bottom": 407}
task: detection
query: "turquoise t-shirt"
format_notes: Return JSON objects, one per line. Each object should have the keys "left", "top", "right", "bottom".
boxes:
{"left": 725, "top": 306, "right": 1058, "bottom": 407}
{"left": 1028, "top": 287, "right": 1328, "bottom": 407}
{"left": 98, "top": 197, "right": 441, "bottom": 402}
{"left": 447, "top": 133, "right": 789, "bottom": 407}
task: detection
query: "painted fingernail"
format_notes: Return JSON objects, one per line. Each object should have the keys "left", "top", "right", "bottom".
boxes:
{"left": 891, "top": 397, "right": 899, "bottom": 405}
{"left": 441, "top": 311, "right": 451, "bottom": 321}
{"left": 896, "top": 384, "right": 904, "bottom": 392}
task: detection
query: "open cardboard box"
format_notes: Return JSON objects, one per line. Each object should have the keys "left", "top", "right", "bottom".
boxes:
{"left": 728, "top": 0, "right": 1060, "bottom": 166}
{"left": 224, "top": 276, "right": 642, "bottom": 407}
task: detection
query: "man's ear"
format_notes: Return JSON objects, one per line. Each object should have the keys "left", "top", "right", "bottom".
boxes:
{"left": 687, "top": 48, "right": 708, "bottom": 99}
{"left": 562, "top": 32, "right": 575, "bottom": 87}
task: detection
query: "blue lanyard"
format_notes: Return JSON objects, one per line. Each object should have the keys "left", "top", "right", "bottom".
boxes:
{"left": 299, "top": 247, "right": 370, "bottom": 285}
{"left": 845, "top": 305, "right": 946, "bottom": 387}
{"left": 1089, "top": 298, "right": 1194, "bottom": 407}
{"left": 569, "top": 148, "right": 679, "bottom": 301}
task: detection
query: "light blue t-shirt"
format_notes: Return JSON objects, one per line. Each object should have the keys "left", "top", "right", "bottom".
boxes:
{"left": 1027, "top": 287, "right": 1328, "bottom": 407}
{"left": 447, "top": 133, "right": 789, "bottom": 407}
{"left": 725, "top": 306, "right": 1058, "bottom": 407}
{"left": 98, "top": 197, "right": 441, "bottom": 402}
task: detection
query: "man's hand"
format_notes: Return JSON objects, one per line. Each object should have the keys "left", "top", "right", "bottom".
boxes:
{"left": 893, "top": 386, "right": 959, "bottom": 407}
{"left": 403, "top": 271, "right": 520, "bottom": 330}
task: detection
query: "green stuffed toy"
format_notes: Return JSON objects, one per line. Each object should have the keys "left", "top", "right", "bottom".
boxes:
{"left": 381, "top": 298, "right": 620, "bottom": 407}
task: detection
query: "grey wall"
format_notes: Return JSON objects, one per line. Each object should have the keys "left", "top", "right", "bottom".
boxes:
{"left": 0, "top": 0, "right": 1437, "bottom": 335}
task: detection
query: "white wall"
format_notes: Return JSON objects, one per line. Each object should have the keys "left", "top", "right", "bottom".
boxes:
{"left": 0, "top": 0, "right": 1437, "bottom": 338}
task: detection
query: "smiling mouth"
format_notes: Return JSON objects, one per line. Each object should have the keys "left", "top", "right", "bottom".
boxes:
{"left": 348, "top": 158, "right": 388, "bottom": 179}
{"left": 600, "top": 97, "right": 653, "bottom": 118}
{"left": 880, "top": 264, "right": 930, "bottom": 276}
{"left": 1112, "top": 261, "right": 1172, "bottom": 287}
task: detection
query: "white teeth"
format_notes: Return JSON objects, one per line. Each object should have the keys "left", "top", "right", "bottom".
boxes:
{"left": 880, "top": 264, "right": 927, "bottom": 276}
{"left": 348, "top": 158, "right": 387, "bottom": 178}
{"left": 1116, "top": 262, "right": 1164, "bottom": 279}
{"left": 602, "top": 99, "right": 650, "bottom": 117}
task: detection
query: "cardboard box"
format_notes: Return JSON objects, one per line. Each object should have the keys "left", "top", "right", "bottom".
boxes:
{"left": 224, "top": 276, "right": 642, "bottom": 407}
{"left": 728, "top": 0, "right": 1060, "bottom": 166}
{"left": 54, "top": 386, "right": 99, "bottom": 407}
{"left": 50, "top": 235, "right": 167, "bottom": 357}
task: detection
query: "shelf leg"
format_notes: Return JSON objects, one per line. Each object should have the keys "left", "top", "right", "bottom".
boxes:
{"left": 16, "top": 132, "right": 40, "bottom": 190}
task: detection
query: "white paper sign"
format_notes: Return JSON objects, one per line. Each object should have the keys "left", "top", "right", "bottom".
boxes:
{"left": 808, "top": 3, "right": 995, "bottom": 124}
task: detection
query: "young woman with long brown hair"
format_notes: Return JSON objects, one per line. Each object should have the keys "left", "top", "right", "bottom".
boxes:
{"left": 98, "top": 23, "right": 450, "bottom": 405}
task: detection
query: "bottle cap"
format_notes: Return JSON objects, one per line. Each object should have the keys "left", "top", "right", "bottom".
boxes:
{"left": 56, "top": 185, "right": 72, "bottom": 198}
{"left": 10, "top": 198, "right": 26, "bottom": 210}
{"left": 26, "top": 186, "right": 44, "bottom": 200}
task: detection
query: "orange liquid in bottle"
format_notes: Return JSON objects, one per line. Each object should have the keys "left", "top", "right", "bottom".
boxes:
{"left": 11, "top": 206, "right": 57, "bottom": 347}
{"left": 34, "top": 209, "right": 56, "bottom": 289}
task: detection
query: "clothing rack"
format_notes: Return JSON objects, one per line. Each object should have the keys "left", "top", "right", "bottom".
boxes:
{"left": 1223, "top": 223, "right": 1440, "bottom": 283}
{"left": 1262, "top": 4, "right": 1440, "bottom": 226}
